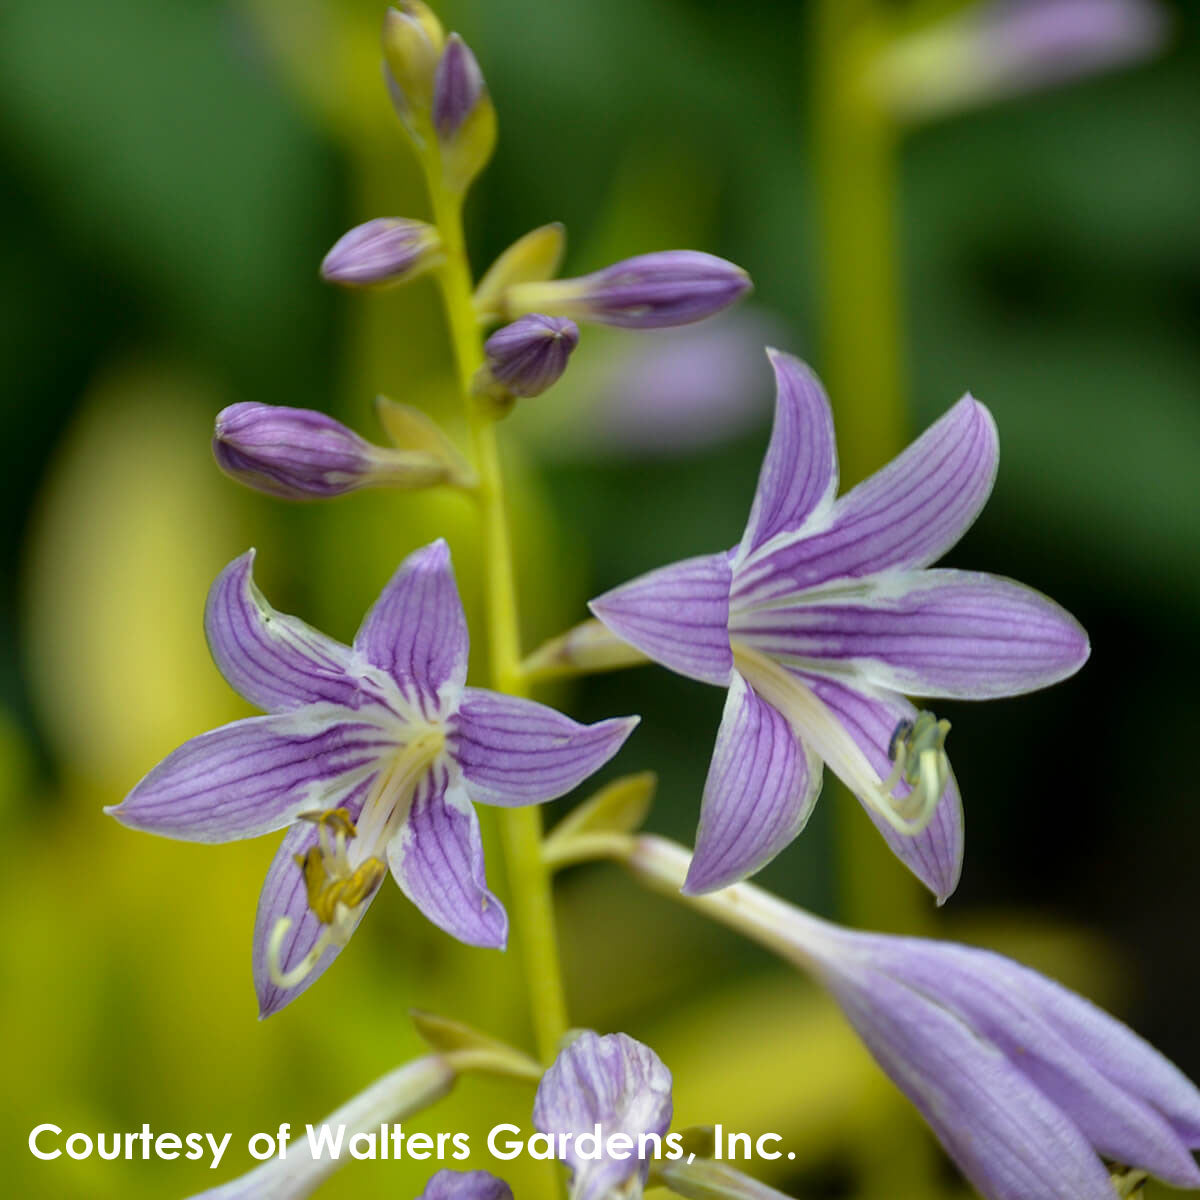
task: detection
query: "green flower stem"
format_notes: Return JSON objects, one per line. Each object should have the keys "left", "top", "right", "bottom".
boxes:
{"left": 812, "top": 4, "right": 938, "bottom": 1195}
{"left": 424, "top": 167, "right": 570, "bottom": 1071}
{"left": 812, "top": 0, "right": 930, "bottom": 941}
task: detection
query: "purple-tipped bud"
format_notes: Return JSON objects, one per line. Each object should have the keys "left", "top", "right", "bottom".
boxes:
{"left": 213, "top": 403, "right": 450, "bottom": 500}
{"left": 320, "top": 218, "right": 442, "bottom": 288}
{"left": 433, "top": 34, "right": 486, "bottom": 141}
{"left": 483, "top": 315, "right": 580, "bottom": 398}
{"left": 506, "top": 251, "right": 752, "bottom": 330}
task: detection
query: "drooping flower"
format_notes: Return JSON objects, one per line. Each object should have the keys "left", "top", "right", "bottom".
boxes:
{"left": 107, "top": 540, "right": 637, "bottom": 1016}
{"left": 417, "top": 1170, "right": 514, "bottom": 1200}
{"left": 625, "top": 835, "right": 1200, "bottom": 1200}
{"left": 591, "top": 351, "right": 1088, "bottom": 902}
{"left": 533, "top": 1032, "right": 674, "bottom": 1200}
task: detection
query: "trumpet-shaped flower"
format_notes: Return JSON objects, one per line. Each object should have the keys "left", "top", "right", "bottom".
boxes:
{"left": 533, "top": 1032, "right": 674, "bottom": 1200}
{"left": 627, "top": 837, "right": 1200, "bottom": 1200}
{"left": 818, "top": 931, "right": 1200, "bottom": 1198}
{"left": 591, "top": 351, "right": 1088, "bottom": 901}
{"left": 107, "top": 540, "right": 636, "bottom": 1016}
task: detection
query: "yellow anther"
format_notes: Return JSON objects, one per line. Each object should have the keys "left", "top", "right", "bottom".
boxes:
{"left": 295, "top": 845, "right": 386, "bottom": 925}
{"left": 298, "top": 806, "right": 358, "bottom": 837}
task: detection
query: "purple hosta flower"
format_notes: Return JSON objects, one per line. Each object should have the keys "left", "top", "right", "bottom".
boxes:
{"left": 483, "top": 315, "right": 580, "bottom": 398}
{"left": 106, "top": 540, "right": 636, "bottom": 1016}
{"left": 627, "top": 836, "right": 1200, "bottom": 1200}
{"left": 534, "top": 1032, "right": 674, "bottom": 1200}
{"left": 320, "top": 218, "right": 442, "bottom": 288}
{"left": 876, "top": 0, "right": 1168, "bottom": 123}
{"left": 815, "top": 925, "right": 1200, "bottom": 1198}
{"left": 213, "top": 403, "right": 460, "bottom": 500}
{"left": 591, "top": 351, "right": 1088, "bottom": 902}
{"left": 418, "top": 1171, "right": 514, "bottom": 1200}
{"left": 505, "top": 251, "right": 752, "bottom": 331}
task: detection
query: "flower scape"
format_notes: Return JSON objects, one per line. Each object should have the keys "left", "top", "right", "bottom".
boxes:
{"left": 97, "top": 3, "right": 1196, "bottom": 1199}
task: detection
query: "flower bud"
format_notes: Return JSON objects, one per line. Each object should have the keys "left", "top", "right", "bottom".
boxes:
{"left": 482, "top": 315, "right": 579, "bottom": 398}
{"left": 213, "top": 403, "right": 455, "bottom": 500}
{"left": 320, "top": 218, "right": 442, "bottom": 288}
{"left": 433, "top": 34, "right": 497, "bottom": 193}
{"left": 382, "top": 2, "right": 445, "bottom": 120}
{"left": 505, "top": 250, "right": 751, "bottom": 329}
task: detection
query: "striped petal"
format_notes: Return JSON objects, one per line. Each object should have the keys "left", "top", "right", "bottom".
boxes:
{"left": 533, "top": 1032, "right": 673, "bottom": 1200}
{"left": 737, "top": 350, "right": 837, "bottom": 560}
{"left": 589, "top": 552, "right": 733, "bottom": 686}
{"left": 801, "top": 675, "right": 963, "bottom": 904}
{"left": 874, "top": 941, "right": 1200, "bottom": 1186}
{"left": 388, "top": 767, "right": 507, "bottom": 949}
{"left": 733, "top": 569, "right": 1089, "bottom": 700}
{"left": 733, "top": 396, "right": 997, "bottom": 604}
{"left": 204, "top": 550, "right": 360, "bottom": 713}
{"left": 450, "top": 689, "right": 638, "bottom": 808}
{"left": 825, "top": 961, "right": 1118, "bottom": 1200}
{"left": 106, "top": 706, "right": 394, "bottom": 843}
{"left": 683, "top": 672, "right": 821, "bottom": 894}
{"left": 354, "top": 539, "right": 469, "bottom": 714}
{"left": 253, "top": 777, "right": 379, "bottom": 1018}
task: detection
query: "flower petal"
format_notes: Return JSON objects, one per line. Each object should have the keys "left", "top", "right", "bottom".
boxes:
{"left": 533, "top": 1032, "right": 673, "bottom": 1200}
{"left": 825, "top": 961, "right": 1119, "bottom": 1200}
{"left": 106, "top": 706, "right": 394, "bottom": 843}
{"left": 418, "top": 1171, "right": 514, "bottom": 1200}
{"left": 205, "top": 550, "right": 360, "bottom": 713}
{"left": 388, "top": 767, "right": 507, "bottom": 949}
{"left": 589, "top": 552, "right": 733, "bottom": 686}
{"left": 683, "top": 672, "right": 821, "bottom": 894}
{"left": 737, "top": 351, "right": 837, "bottom": 560}
{"left": 801, "top": 675, "right": 963, "bottom": 903}
{"left": 450, "top": 689, "right": 638, "bottom": 808}
{"left": 732, "top": 395, "right": 997, "bottom": 604}
{"left": 733, "top": 569, "right": 1089, "bottom": 700}
{"left": 874, "top": 941, "right": 1200, "bottom": 1186}
{"left": 253, "top": 777, "right": 379, "bottom": 1018}
{"left": 353, "top": 539, "right": 468, "bottom": 713}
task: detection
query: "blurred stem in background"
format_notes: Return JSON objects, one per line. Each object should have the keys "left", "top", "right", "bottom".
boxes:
{"left": 813, "top": 1, "right": 938, "bottom": 1196}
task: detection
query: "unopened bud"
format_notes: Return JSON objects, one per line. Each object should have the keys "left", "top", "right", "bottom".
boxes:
{"left": 382, "top": 3, "right": 445, "bottom": 120}
{"left": 505, "top": 251, "right": 751, "bottom": 329}
{"left": 213, "top": 404, "right": 458, "bottom": 500}
{"left": 320, "top": 218, "right": 442, "bottom": 288}
{"left": 433, "top": 34, "right": 497, "bottom": 193}
{"left": 482, "top": 315, "right": 579, "bottom": 398}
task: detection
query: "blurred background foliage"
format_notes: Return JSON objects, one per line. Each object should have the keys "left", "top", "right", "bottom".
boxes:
{"left": 1, "top": 0, "right": 1198, "bottom": 1196}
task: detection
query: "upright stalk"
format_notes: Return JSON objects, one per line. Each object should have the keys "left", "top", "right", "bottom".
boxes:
{"left": 812, "top": 0, "right": 927, "bottom": 941}
{"left": 424, "top": 169, "right": 569, "bottom": 1069}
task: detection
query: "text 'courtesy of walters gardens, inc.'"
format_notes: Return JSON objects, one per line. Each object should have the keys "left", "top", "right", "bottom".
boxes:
{"left": 28, "top": 1123, "right": 794, "bottom": 1171}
